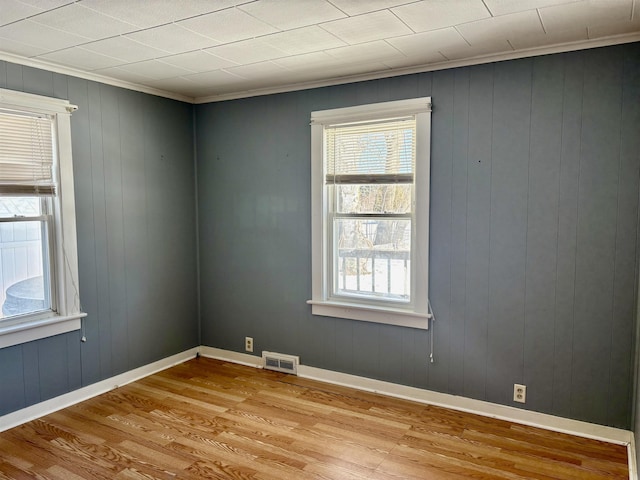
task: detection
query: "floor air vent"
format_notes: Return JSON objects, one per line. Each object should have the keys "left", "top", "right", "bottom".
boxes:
{"left": 262, "top": 351, "right": 299, "bottom": 375}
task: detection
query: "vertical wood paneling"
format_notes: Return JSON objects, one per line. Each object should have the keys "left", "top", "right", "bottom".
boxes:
{"left": 352, "top": 321, "right": 380, "bottom": 379}
{"left": 66, "top": 331, "right": 82, "bottom": 392}
{"left": 88, "top": 81, "right": 112, "bottom": 379}
{"left": 142, "top": 95, "right": 166, "bottom": 362}
{"left": 197, "top": 44, "right": 640, "bottom": 429}
{"left": 37, "top": 335, "right": 68, "bottom": 401}
{"left": 449, "top": 69, "right": 470, "bottom": 396}
{"left": 120, "top": 90, "right": 151, "bottom": 368}
{"left": 463, "top": 63, "right": 493, "bottom": 401}
{"left": 5, "top": 45, "right": 635, "bottom": 430}
{"left": 68, "top": 76, "right": 101, "bottom": 386}
{"left": 0, "top": 345, "right": 25, "bottom": 415}
{"left": 486, "top": 59, "right": 532, "bottom": 406}
{"left": 0, "top": 62, "right": 198, "bottom": 417}
{"left": 21, "top": 342, "right": 40, "bottom": 405}
{"left": 334, "top": 318, "right": 354, "bottom": 372}
{"left": 572, "top": 48, "right": 622, "bottom": 425}
{"left": 379, "top": 324, "right": 404, "bottom": 383}
{"left": 100, "top": 85, "right": 128, "bottom": 376}
{"left": 5, "top": 63, "right": 23, "bottom": 90}
{"left": 552, "top": 52, "right": 583, "bottom": 419}
{"left": 608, "top": 45, "right": 640, "bottom": 427}
{"left": 429, "top": 69, "right": 454, "bottom": 393}
{"left": 52, "top": 73, "right": 68, "bottom": 100}
{"left": 0, "top": 61, "right": 7, "bottom": 88}
{"left": 523, "top": 55, "right": 564, "bottom": 413}
{"left": 22, "top": 66, "right": 53, "bottom": 97}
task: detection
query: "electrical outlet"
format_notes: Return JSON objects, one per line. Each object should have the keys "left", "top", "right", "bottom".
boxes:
{"left": 245, "top": 336, "right": 253, "bottom": 353}
{"left": 514, "top": 383, "right": 526, "bottom": 403}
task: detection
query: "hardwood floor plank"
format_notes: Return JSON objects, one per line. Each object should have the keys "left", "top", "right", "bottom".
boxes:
{"left": 0, "top": 357, "right": 629, "bottom": 479}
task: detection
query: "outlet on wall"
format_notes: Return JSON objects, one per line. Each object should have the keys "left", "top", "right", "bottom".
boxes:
{"left": 513, "top": 383, "right": 526, "bottom": 403}
{"left": 245, "top": 336, "right": 253, "bottom": 353}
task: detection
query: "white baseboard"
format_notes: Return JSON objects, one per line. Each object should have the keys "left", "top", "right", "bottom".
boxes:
{"left": 0, "top": 345, "right": 635, "bottom": 479}
{"left": 297, "top": 364, "right": 631, "bottom": 444}
{"left": 629, "top": 435, "right": 638, "bottom": 480}
{"left": 0, "top": 347, "right": 199, "bottom": 433}
{"left": 198, "top": 346, "right": 263, "bottom": 368}
{"left": 205, "top": 347, "right": 636, "bottom": 479}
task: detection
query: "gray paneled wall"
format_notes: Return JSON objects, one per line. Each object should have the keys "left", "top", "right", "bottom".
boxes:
{"left": 0, "top": 62, "right": 199, "bottom": 416}
{"left": 197, "top": 43, "right": 640, "bottom": 429}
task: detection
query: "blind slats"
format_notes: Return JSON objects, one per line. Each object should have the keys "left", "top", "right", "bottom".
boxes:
{"left": 0, "top": 109, "right": 55, "bottom": 195}
{"left": 325, "top": 117, "right": 416, "bottom": 184}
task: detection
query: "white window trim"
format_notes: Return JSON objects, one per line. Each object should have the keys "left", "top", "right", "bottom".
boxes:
{"left": 309, "top": 97, "right": 432, "bottom": 330}
{"left": 0, "top": 88, "right": 86, "bottom": 349}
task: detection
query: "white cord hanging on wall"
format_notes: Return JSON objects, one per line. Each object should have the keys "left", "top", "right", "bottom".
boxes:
{"left": 428, "top": 299, "right": 436, "bottom": 363}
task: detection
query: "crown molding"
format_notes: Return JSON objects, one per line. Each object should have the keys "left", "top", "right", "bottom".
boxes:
{"left": 1, "top": 33, "right": 638, "bottom": 105}
{"left": 194, "top": 33, "right": 640, "bottom": 104}
{"left": 0, "top": 51, "right": 194, "bottom": 104}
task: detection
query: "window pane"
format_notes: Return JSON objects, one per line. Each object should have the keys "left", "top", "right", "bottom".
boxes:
{"left": 337, "top": 184, "right": 412, "bottom": 214}
{"left": 334, "top": 218, "right": 411, "bottom": 301}
{"left": 0, "top": 196, "right": 41, "bottom": 218}
{"left": 0, "top": 197, "right": 50, "bottom": 319}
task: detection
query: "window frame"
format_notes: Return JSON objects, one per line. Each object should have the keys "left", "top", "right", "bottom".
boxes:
{"left": 0, "top": 88, "right": 85, "bottom": 348}
{"left": 309, "top": 97, "right": 432, "bottom": 330}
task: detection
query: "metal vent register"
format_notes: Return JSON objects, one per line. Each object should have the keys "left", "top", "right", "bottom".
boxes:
{"left": 262, "top": 351, "right": 299, "bottom": 375}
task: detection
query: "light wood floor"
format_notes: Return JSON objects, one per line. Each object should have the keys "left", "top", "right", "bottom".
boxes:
{"left": 0, "top": 357, "right": 628, "bottom": 479}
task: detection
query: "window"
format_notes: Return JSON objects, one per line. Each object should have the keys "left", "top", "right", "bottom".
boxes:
{"left": 309, "top": 97, "right": 431, "bottom": 329}
{"left": 0, "top": 88, "right": 85, "bottom": 348}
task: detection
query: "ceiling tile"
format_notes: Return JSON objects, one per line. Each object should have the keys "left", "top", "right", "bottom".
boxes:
{"left": 273, "top": 51, "right": 343, "bottom": 71}
{"left": 0, "top": 0, "right": 637, "bottom": 101}
{"left": 383, "top": 51, "right": 447, "bottom": 68}
{"left": 239, "top": 0, "right": 346, "bottom": 29}
{"left": 387, "top": 28, "right": 469, "bottom": 56}
{"left": 157, "top": 51, "right": 237, "bottom": 72}
{"left": 457, "top": 10, "right": 545, "bottom": 46}
{"left": 0, "top": 36, "right": 48, "bottom": 57}
{"left": 182, "top": 69, "right": 246, "bottom": 87}
{"left": 205, "top": 39, "right": 287, "bottom": 64}
{"left": 508, "top": 27, "right": 587, "bottom": 49}
{"left": 30, "top": 3, "right": 137, "bottom": 40}
{"left": 226, "top": 61, "right": 290, "bottom": 80}
{"left": 261, "top": 26, "right": 347, "bottom": 55}
{"left": 320, "top": 10, "right": 413, "bottom": 44}
{"left": 177, "top": 8, "right": 278, "bottom": 44}
{"left": 80, "top": 0, "right": 243, "bottom": 28}
{"left": 92, "top": 66, "right": 155, "bottom": 84}
{"left": 0, "top": 0, "right": 43, "bottom": 27}
{"left": 483, "top": 0, "right": 582, "bottom": 16}
{"left": 11, "top": 0, "right": 73, "bottom": 7}
{"left": 126, "top": 24, "right": 219, "bottom": 54}
{"left": 392, "top": 0, "right": 491, "bottom": 32}
{"left": 328, "top": 0, "right": 417, "bottom": 16}
{"left": 37, "top": 47, "right": 123, "bottom": 70}
{"left": 539, "top": 0, "right": 634, "bottom": 33}
{"left": 588, "top": 15, "right": 640, "bottom": 38}
{"left": 440, "top": 38, "right": 512, "bottom": 60}
{"left": 116, "top": 60, "right": 196, "bottom": 80}
{"left": 282, "top": 61, "right": 392, "bottom": 84}
{"left": 326, "top": 40, "right": 403, "bottom": 64}
{"left": 0, "top": 19, "right": 90, "bottom": 51}
{"left": 145, "top": 76, "right": 201, "bottom": 96}
{"left": 81, "top": 37, "right": 169, "bottom": 63}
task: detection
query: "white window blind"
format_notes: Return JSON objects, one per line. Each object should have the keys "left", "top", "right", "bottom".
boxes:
{"left": 0, "top": 108, "right": 55, "bottom": 196}
{"left": 325, "top": 117, "right": 415, "bottom": 184}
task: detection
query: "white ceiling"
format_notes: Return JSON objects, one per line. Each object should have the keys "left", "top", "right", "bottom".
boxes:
{"left": 0, "top": 0, "right": 639, "bottom": 103}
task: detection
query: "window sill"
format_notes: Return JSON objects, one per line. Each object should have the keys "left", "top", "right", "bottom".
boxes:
{"left": 0, "top": 312, "right": 87, "bottom": 349}
{"left": 307, "top": 300, "right": 430, "bottom": 330}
